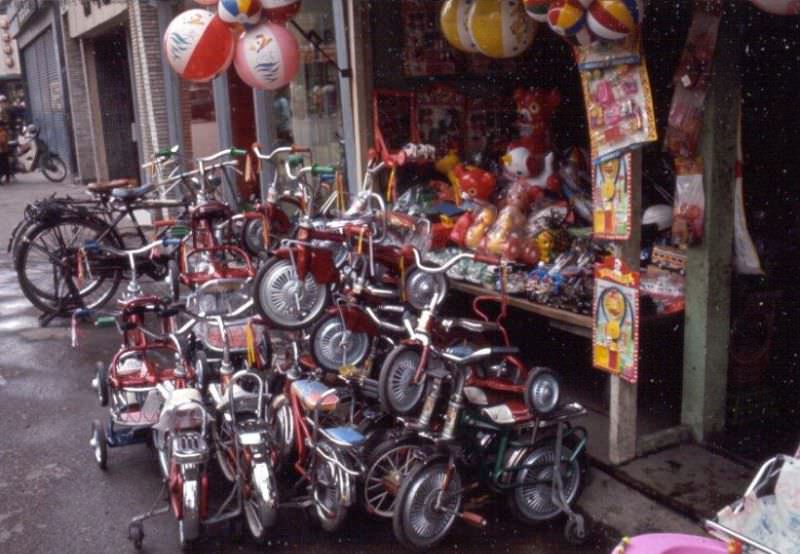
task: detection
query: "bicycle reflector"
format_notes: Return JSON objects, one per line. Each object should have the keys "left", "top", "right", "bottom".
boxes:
{"left": 524, "top": 367, "right": 560, "bottom": 416}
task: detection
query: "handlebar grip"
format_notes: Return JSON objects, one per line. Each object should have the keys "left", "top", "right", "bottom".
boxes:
{"left": 474, "top": 253, "right": 501, "bottom": 266}
{"left": 94, "top": 316, "right": 117, "bottom": 328}
{"left": 230, "top": 147, "right": 247, "bottom": 157}
{"left": 287, "top": 154, "right": 304, "bottom": 167}
{"left": 291, "top": 144, "right": 312, "bottom": 153}
{"left": 312, "top": 164, "right": 335, "bottom": 176}
{"left": 156, "top": 147, "right": 174, "bottom": 158}
{"left": 83, "top": 240, "right": 100, "bottom": 253}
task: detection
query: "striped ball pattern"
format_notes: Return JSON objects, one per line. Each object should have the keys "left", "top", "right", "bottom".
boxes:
{"left": 218, "top": 0, "right": 262, "bottom": 26}
{"left": 163, "top": 10, "right": 235, "bottom": 82}
{"left": 441, "top": 0, "right": 480, "bottom": 53}
{"left": 547, "top": 0, "right": 589, "bottom": 37}
{"left": 468, "top": 0, "right": 536, "bottom": 59}
{"left": 586, "top": 0, "right": 643, "bottom": 41}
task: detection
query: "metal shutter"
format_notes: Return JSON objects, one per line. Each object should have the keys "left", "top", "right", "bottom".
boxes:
{"left": 22, "top": 29, "right": 70, "bottom": 163}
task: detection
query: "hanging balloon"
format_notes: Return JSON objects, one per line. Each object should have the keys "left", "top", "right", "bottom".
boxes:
{"left": 468, "top": 0, "right": 536, "bottom": 59}
{"left": 234, "top": 21, "right": 300, "bottom": 90}
{"left": 547, "top": 0, "right": 589, "bottom": 36}
{"left": 587, "top": 0, "right": 643, "bottom": 41}
{"left": 163, "top": 10, "right": 235, "bottom": 82}
{"left": 219, "top": 0, "right": 262, "bottom": 25}
{"left": 441, "top": 0, "right": 480, "bottom": 53}
{"left": 260, "top": 0, "right": 301, "bottom": 23}
{"left": 749, "top": 0, "right": 800, "bottom": 15}
{"left": 524, "top": 0, "right": 551, "bottom": 22}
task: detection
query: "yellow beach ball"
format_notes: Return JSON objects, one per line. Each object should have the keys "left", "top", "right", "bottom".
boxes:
{"left": 441, "top": 0, "right": 480, "bottom": 53}
{"left": 468, "top": 0, "right": 536, "bottom": 59}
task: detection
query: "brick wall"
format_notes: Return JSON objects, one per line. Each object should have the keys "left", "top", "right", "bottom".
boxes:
{"left": 60, "top": 14, "right": 94, "bottom": 183}
{"left": 128, "top": 0, "right": 170, "bottom": 163}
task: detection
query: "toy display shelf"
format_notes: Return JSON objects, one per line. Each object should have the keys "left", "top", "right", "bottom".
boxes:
{"left": 448, "top": 280, "right": 593, "bottom": 337}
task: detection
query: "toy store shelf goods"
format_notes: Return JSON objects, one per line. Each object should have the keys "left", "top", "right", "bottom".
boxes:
{"left": 580, "top": 61, "right": 657, "bottom": 162}
{"left": 593, "top": 257, "right": 639, "bottom": 383}
{"left": 405, "top": 0, "right": 459, "bottom": 76}
{"left": 664, "top": 5, "right": 721, "bottom": 159}
{"left": 592, "top": 152, "right": 632, "bottom": 239}
{"left": 671, "top": 157, "right": 704, "bottom": 247}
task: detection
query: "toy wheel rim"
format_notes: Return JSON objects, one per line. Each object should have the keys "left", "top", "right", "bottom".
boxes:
{"left": 401, "top": 464, "right": 460, "bottom": 547}
{"left": 258, "top": 259, "right": 327, "bottom": 328}
{"left": 405, "top": 269, "right": 447, "bottom": 311}
{"left": 385, "top": 349, "right": 425, "bottom": 415}
{"left": 514, "top": 444, "right": 581, "bottom": 521}
{"left": 312, "top": 315, "right": 370, "bottom": 371}
{"left": 365, "top": 444, "right": 426, "bottom": 518}
{"left": 244, "top": 462, "right": 276, "bottom": 539}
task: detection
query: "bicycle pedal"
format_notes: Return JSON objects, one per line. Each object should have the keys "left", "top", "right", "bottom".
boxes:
{"left": 459, "top": 511, "right": 487, "bottom": 528}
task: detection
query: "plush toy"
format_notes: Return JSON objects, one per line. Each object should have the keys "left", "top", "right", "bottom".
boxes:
{"left": 510, "top": 87, "right": 560, "bottom": 178}
{"left": 502, "top": 149, "right": 558, "bottom": 202}
{"left": 451, "top": 164, "right": 496, "bottom": 201}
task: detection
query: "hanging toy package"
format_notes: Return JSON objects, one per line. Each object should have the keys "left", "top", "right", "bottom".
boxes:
{"left": 672, "top": 157, "right": 705, "bottom": 247}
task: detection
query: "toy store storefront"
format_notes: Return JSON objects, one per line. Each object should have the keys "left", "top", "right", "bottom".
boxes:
{"left": 344, "top": 0, "right": 799, "bottom": 465}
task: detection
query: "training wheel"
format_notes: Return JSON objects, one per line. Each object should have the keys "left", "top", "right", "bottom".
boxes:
{"left": 564, "top": 514, "right": 587, "bottom": 545}
{"left": 91, "top": 420, "right": 108, "bottom": 470}
{"left": 128, "top": 522, "right": 144, "bottom": 550}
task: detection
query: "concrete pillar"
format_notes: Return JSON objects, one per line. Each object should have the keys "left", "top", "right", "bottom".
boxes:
{"left": 609, "top": 151, "right": 642, "bottom": 465}
{"left": 681, "top": 8, "right": 740, "bottom": 441}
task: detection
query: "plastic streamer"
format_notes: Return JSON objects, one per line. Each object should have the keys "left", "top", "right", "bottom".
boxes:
{"left": 245, "top": 321, "right": 257, "bottom": 366}
{"left": 357, "top": 227, "right": 365, "bottom": 255}
{"left": 386, "top": 166, "right": 397, "bottom": 203}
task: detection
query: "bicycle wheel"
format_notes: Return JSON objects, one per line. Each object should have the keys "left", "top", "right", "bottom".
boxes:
{"left": 15, "top": 217, "right": 122, "bottom": 314}
{"left": 40, "top": 153, "right": 67, "bottom": 183}
{"left": 310, "top": 312, "right": 371, "bottom": 372}
{"left": 253, "top": 256, "right": 330, "bottom": 330}
{"left": 378, "top": 345, "right": 427, "bottom": 416}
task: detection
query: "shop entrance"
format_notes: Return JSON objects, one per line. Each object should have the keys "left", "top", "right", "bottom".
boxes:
{"left": 93, "top": 28, "right": 137, "bottom": 181}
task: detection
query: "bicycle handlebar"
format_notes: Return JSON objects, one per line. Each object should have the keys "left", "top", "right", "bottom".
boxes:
{"left": 198, "top": 147, "right": 245, "bottom": 165}
{"left": 251, "top": 143, "right": 311, "bottom": 161}
{"left": 409, "top": 248, "right": 501, "bottom": 274}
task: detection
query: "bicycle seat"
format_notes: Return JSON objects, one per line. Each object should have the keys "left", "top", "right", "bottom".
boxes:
{"left": 112, "top": 184, "right": 155, "bottom": 201}
{"left": 440, "top": 345, "right": 519, "bottom": 365}
{"left": 463, "top": 386, "right": 532, "bottom": 425}
{"left": 440, "top": 318, "right": 501, "bottom": 334}
{"left": 192, "top": 200, "right": 233, "bottom": 222}
{"left": 88, "top": 178, "right": 137, "bottom": 194}
{"left": 291, "top": 379, "right": 340, "bottom": 413}
{"left": 320, "top": 425, "right": 366, "bottom": 448}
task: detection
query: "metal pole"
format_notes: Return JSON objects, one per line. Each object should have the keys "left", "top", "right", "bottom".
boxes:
{"left": 332, "top": 0, "right": 358, "bottom": 195}
{"left": 212, "top": 71, "right": 238, "bottom": 209}
{"left": 252, "top": 88, "right": 275, "bottom": 200}
{"left": 156, "top": 0, "right": 183, "bottom": 162}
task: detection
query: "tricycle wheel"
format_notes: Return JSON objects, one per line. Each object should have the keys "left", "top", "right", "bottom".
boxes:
{"left": 91, "top": 420, "right": 108, "bottom": 470}
{"left": 378, "top": 345, "right": 427, "bottom": 417}
{"left": 564, "top": 514, "right": 587, "bottom": 545}
{"left": 363, "top": 437, "right": 429, "bottom": 519}
{"left": 393, "top": 461, "right": 461, "bottom": 550}
{"left": 95, "top": 361, "right": 108, "bottom": 407}
{"left": 128, "top": 522, "right": 144, "bottom": 550}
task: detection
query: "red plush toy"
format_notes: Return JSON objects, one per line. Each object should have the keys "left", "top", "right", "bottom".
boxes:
{"left": 510, "top": 87, "right": 561, "bottom": 174}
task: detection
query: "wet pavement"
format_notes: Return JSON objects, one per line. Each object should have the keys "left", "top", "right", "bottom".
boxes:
{"left": 0, "top": 177, "right": 619, "bottom": 553}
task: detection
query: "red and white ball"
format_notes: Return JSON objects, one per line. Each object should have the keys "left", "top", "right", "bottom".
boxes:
{"left": 219, "top": 0, "right": 262, "bottom": 26}
{"left": 587, "top": 0, "right": 643, "bottom": 41}
{"left": 260, "top": 0, "right": 301, "bottom": 23}
{"left": 163, "top": 10, "right": 235, "bottom": 82}
{"left": 749, "top": 0, "right": 800, "bottom": 15}
{"left": 234, "top": 21, "right": 300, "bottom": 90}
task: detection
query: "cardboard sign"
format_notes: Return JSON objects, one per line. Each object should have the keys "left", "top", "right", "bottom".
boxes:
{"left": 593, "top": 257, "right": 640, "bottom": 383}
{"left": 592, "top": 152, "right": 632, "bottom": 240}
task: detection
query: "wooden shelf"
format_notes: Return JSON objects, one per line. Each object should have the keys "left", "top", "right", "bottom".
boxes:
{"left": 448, "top": 280, "right": 593, "bottom": 331}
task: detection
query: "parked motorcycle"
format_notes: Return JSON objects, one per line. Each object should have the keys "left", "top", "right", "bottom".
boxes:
{"left": 10, "top": 124, "right": 68, "bottom": 183}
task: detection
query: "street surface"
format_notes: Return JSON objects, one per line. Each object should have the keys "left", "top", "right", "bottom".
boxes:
{"left": 0, "top": 176, "right": 619, "bottom": 553}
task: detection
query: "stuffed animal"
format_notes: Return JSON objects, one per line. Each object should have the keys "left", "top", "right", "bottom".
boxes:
{"left": 512, "top": 87, "right": 561, "bottom": 169}
{"left": 451, "top": 164, "right": 497, "bottom": 201}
